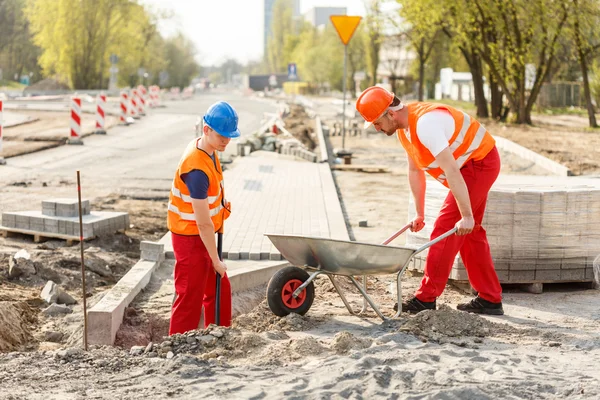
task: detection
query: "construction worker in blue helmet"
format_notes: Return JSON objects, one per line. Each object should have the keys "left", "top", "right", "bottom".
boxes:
{"left": 167, "top": 101, "right": 241, "bottom": 334}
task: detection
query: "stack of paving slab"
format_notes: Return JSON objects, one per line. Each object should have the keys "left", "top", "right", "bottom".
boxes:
{"left": 406, "top": 176, "right": 600, "bottom": 284}
{"left": 1, "top": 198, "right": 129, "bottom": 240}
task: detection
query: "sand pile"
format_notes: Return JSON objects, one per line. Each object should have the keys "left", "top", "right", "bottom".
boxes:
{"left": 232, "top": 300, "right": 320, "bottom": 332}
{"left": 400, "top": 304, "right": 502, "bottom": 342}
{"left": 0, "top": 302, "right": 38, "bottom": 352}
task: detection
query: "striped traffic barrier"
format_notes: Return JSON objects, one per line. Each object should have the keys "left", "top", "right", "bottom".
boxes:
{"left": 152, "top": 86, "right": 161, "bottom": 107}
{"left": 95, "top": 93, "right": 107, "bottom": 134}
{"left": 0, "top": 100, "right": 5, "bottom": 165}
{"left": 130, "top": 89, "right": 140, "bottom": 119}
{"left": 120, "top": 91, "right": 131, "bottom": 125}
{"left": 68, "top": 96, "right": 83, "bottom": 145}
{"left": 136, "top": 86, "right": 146, "bottom": 116}
{"left": 149, "top": 85, "right": 157, "bottom": 108}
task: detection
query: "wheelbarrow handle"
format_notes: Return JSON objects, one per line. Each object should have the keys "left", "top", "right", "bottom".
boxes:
{"left": 413, "top": 227, "right": 458, "bottom": 255}
{"left": 381, "top": 223, "right": 413, "bottom": 246}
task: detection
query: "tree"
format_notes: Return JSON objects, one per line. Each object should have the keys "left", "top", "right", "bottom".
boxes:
{"left": 266, "top": 0, "right": 295, "bottom": 73}
{"left": 347, "top": 25, "right": 368, "bottom": 96}
{"left": 0, "top": 0, "right": 41, "bottom": 83}
{"left": 568, "top": 0, "right": 600, "bottom": 127}
{"left": 364, "top": 0, "right": 385, "bottom": 86}
{"left": 469, "top": 0, "right": 570, "bottom": 124}
{"left": 163, "top": 33, "right": 200, "bottom": 88}
{"left": 26, "top": 0, "right": 139, "bottom": 89}
{"left": 398, "top": 0, "right": 442, "bottom": 101}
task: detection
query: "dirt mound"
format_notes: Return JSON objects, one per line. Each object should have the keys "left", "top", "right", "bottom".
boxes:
{"left": 283, "top": 104, "right": 317, "bottom": 150}
{"left": 331, "top": 331, "right": 373, "bottom": 354}
{"left": 114, "top": 307, "right": 170, "bottom": 349}
{"left": 23, "top": 78, "right": 70, "bottom": 92}
{"left": 400, "top": 304, "right": 499, "bottom": 341}
{"left": 232, "top": 300, "right": 321, "bottom": 332}
{"left": 0, "top": 302, "right": 38, "bottom": 352}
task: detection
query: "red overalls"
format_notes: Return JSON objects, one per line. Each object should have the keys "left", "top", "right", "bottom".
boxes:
{"left": 398, "top": 103, "right": 502, "bottom": 303}
{"left": 167, "top": 139, "right": 233, "bottom": 335}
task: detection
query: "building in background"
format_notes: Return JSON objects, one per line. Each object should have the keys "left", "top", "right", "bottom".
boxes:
{"left": 264, "top": 0, "right": 300, "bottom": 55}
{"left": 303, "top": 6, "right": 347, "bottom": 28}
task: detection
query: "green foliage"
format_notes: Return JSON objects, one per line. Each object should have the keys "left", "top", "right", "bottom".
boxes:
{"left": 0, "top": 0, "right": 41, "bottom": 84}
{"left": 23, "top": 0, "right": 198, "bottom": 89}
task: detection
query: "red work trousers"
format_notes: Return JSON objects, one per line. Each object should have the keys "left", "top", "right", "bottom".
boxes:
{"left": 415, "top": 146, "right": 503, "bottom": 304}
{"left": 169, "top": 233, "right": 232, "bottom": 335}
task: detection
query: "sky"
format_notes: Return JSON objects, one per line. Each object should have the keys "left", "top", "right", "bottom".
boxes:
{"left": 141, "top": 0, "right": 367, "bottom": 67}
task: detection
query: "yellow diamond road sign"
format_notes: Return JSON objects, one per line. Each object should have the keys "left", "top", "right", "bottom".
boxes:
{"left": 330, "top": 15, "right": 362, "bottom": 45}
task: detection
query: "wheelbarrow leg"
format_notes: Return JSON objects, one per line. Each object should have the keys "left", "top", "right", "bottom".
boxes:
{"left": 360, "top": 275, "right": 368, "bottom": 314}
{"left": 292, "top": 270, "right": 322, "bottom": 298}
{"left": 327, "top": 275, "right": 361, "bottom": 316}
{"left": 348, "top": 276, "right": 390, "bottom": 320}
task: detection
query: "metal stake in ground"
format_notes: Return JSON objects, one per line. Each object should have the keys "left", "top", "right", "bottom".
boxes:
{"left": 77, "top": 170, "right": 89, "bottom": 351}
{"left": 330, "top": 15, "right": 362, "bottom": 151}
{"left": 215, "top": 229, "right": 223, "bottom": 326}
{"left": 0, "top": 100, "right": 6, "bottom": 165}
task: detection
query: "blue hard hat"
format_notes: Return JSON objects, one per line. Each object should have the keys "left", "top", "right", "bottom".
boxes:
{"left": 202, "top": 101, "right": 241, "bottom": 138}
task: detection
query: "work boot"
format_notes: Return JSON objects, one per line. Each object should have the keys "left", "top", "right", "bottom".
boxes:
{"left": 393, "top": 297, "right": 436, "bottom": 314}
{"left": 457, "top": 296, "right": 504, "bottom": 315}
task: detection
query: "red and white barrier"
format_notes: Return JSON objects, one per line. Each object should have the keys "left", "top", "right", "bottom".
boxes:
{"left": 136, "top": 86, "right": 146, "bottom": 116}
{"left": 130, "top": 89, "right": 140, "bottom": 119}
{"left": 68, "top": 96, "right": 83, "bottom": 145}
{"left": 170, "top": 87, "right": 181, "bottom": 100}
{"left": 120, "top": 91, "right": 131, "bottom": 125}
{"left": 0, "top": 100, "right": 5, "bottom": 165}
{"left": 149, "top": 85, "right": 158, "bottom": 108}
{"left": 182, "top": 87, "right": 194, "bottom": 99}
{"left": 95, "top": 93, "right": 107, "bottom": 134}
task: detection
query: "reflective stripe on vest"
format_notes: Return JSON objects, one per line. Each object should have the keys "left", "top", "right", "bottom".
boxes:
{"left": 168, "top": 138, "right": 231, "bottom": 235}
{"left": 168, "top": 202, "right": 195, "bottom": 221}
{"left": 171, "top": 183, "right": 224, "bottom": 217}
{"left": 171, "top": 186, "right": 192, "bottom": 203}
{"left": 397, "top": 103, "right": 495, "bottom": 188}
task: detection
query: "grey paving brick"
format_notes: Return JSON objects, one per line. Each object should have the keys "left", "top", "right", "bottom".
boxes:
{"left": 509, "top": 270, "right": 535, "bottom": 282}
{"left": 2, "top": 213, "right": 16, "bottom": 228}
{"left": 509, "top": 261, "right": 536, "bottom": 270}
{"left": 560, "top": 269, "right": 585, "bottom": 281}
{"left": 16, "top": 215, "right": 30, "bottom": 230}
{"left": 44, "top": 219, "right": 59, "bottom": 233}
{"left": 535, "top": 269, "right": 561, "bottom": 281}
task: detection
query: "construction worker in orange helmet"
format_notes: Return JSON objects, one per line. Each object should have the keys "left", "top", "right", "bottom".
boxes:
{"left": 356, "top": 86, "right": 504, "bottom": 315}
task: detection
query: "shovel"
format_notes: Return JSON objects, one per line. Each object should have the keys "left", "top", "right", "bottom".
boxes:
{"left": 215, "top": 228, "right": 223, "bottom": 326}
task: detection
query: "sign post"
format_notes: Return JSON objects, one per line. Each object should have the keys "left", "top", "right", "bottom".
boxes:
{"left": 330, "top": 15, "right": 362, "bottom": 151}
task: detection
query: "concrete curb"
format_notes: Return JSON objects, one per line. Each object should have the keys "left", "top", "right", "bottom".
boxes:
{"left": 315, "top": 116, "right": 328, "bottom": 163}
{"left": 318, "top": 163, "right": 350, "bottom": 241}
{"left": 87, "top": 259, "right": 161, "bottom": 345}
{"left": 3, "top": 117, "right": 41, "bottom": 129}
{"left": 493, "top": 135, "right": 572, "bottom": 176}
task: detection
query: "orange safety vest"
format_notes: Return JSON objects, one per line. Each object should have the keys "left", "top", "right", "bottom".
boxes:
{"left": 167, "top": 138, "right": 231, "bottom": 235}
{"left": 397, "top": 103, "right": 495, "bottom": 187}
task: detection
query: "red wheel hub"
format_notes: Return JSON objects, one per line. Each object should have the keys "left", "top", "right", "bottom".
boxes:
{"left": 281, "top": 279, "right": 306, "bottom": 309}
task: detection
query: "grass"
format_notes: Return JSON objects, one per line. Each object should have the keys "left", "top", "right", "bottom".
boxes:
{"left": 427, "top": 98, "right": 595, "bottom": 119}
{"left": 533, "top": 105, "right": 590, "bottom": 117}
{"left": 0, "top": 79, "right": 26, "bottom": 90}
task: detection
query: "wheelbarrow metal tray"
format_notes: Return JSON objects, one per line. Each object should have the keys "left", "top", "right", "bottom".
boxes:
{"left": 266, "top": 234, "right": 417, "bottom": 276}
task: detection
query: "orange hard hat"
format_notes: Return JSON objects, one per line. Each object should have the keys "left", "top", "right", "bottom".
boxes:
{"left": 355, "top": 86, "right": 394, "bottom": 129}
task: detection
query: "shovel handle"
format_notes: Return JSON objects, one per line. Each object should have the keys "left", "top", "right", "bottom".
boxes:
{"left": 215, "top": 230, "right": 223, "bottom": 326}
{"left": 381, "top": 223, "right": 413, "bottom": 246}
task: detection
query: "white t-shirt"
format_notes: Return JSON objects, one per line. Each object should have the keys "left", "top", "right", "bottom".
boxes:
{"left": 408, "top": 109, "right": 455, "bottom": 157}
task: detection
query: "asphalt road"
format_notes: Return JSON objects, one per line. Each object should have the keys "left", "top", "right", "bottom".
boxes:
{"left": 1, "top": 91, "right": 280, "bottom": 214}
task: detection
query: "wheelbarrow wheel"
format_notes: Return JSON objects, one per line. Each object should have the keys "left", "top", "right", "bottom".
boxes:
{"left": 267, "top": 266, "right": 315, "bottom": 317}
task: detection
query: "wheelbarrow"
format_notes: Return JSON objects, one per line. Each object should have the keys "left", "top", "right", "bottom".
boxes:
{"left": 265, "top": 224, "right": 457, "bottom": 320}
